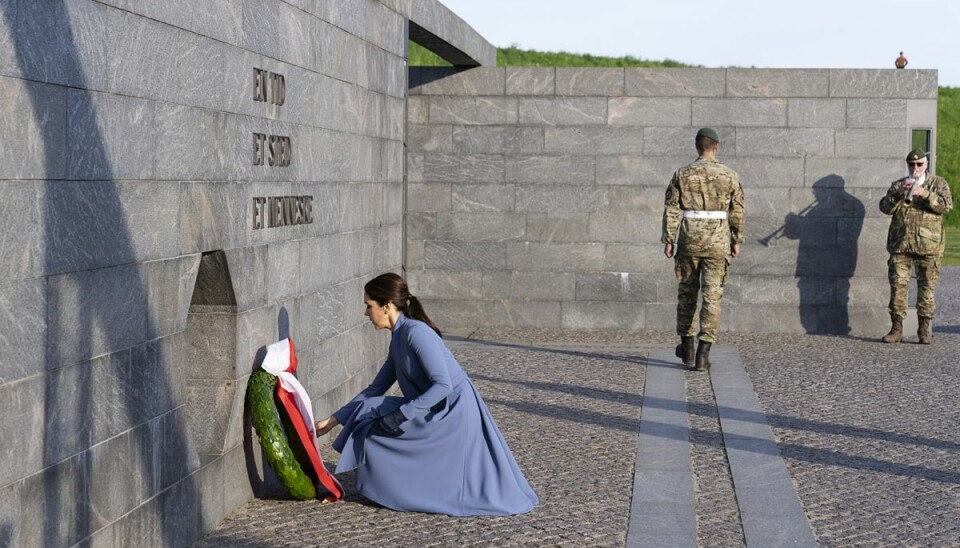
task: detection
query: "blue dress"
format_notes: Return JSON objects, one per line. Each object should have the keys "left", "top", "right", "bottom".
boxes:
{"left": 331, "top": 314, "right": 538, "bottom": 516}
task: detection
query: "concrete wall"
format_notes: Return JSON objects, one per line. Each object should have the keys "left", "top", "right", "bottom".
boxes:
{"left": 0, "top": 1, "right": 490, "bottom": 546}
{"left": 405, "top": 67, "right": 939, "bottom": 336}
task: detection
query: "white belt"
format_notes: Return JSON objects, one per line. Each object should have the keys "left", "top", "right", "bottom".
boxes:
{"left": 683, "top": 210, "right": 727, "bottom": 219}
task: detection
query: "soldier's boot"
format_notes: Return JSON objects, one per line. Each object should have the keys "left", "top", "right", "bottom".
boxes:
{"left": 675, "top": 336, "right": 696, "bottom": 367}
{"left": 694, "top": 341, "right": 712, "bottom": 372}
{"left": 881, "top": 315, "right": 903, "bottom": 344}
{"left": 918, "top": 317, "right": 933, "bottom": 345}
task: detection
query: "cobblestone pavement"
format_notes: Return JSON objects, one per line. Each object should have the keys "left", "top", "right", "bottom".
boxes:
{"left": 195, "top": 268, "right": 960, "bottom": 547}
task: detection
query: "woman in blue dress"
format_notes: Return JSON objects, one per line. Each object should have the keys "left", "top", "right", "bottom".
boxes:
{"left": 314, "top": 273, "right": 538, "bottom": 516}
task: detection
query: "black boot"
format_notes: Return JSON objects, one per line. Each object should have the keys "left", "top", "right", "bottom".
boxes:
{"left": 695, "top": 341, "right": 712, "bottom": 372}
{"left": 675, "top": 336, "right": 695, "bottom": 367}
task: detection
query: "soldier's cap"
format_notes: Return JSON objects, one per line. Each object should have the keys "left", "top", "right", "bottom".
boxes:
{"left": 906, "top": 148, "right": 929, "bottom": 162}
{"left": 695, "top": 127, "right": 720, "bottom": 143}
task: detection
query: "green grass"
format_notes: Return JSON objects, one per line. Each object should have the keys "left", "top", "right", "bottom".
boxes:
{"left": 938, "top": 87, "right": 960, "bottom": 227}
{"left": 944, "top": 225, "right": 960, "bottom": 266}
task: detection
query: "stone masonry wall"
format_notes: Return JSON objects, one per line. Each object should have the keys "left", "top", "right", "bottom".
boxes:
{"left": 406, "top": 67, "right": 939, "bottom": 336}
{"left": 0, "top": 0, "right": 455, "bottom": 545}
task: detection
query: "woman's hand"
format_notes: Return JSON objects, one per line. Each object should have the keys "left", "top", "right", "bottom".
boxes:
{"left": 315, "top": 416, "right": 339, "bottom": 437}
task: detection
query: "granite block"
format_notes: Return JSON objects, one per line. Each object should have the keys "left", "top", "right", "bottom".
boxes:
{"left": 159, "top": 474, "right": 201, "bottom": 548}
{"left": 846, "top": 99, "right": 907, "bottom": 128}
{"left": 605, "top": 186, "right": 670, "bottom": 213}
{"left": 454, "top": 125, "right": 524, "bottom": 154}
{"left": 525, "top": 215, "right": 590, "bottom": 244}
{"left": 178, "top": 182, "right": 247, "bottom": 255}
{"left": 407, "top": 124, "right": 454, "bottom": 152}
{"left": 0, "top": 375, "right": 43, "bottom": 487}
{"left": 624, "top": 68, "right": 726, "bottom": 97}
{"left": 0, "top": 0, "right": 18, "bottom": 78}
{"left": 735, "top": 128, "right": 834, "bottom": 157}
{"left": 693, "top": 97, "right": 787, "bottom": 127}
{"left": 589, "top": 212, "right": 661, "bottom": 244}
{"left": 804, "top": 157, "right": 903, "bottom": 189}
{"left": 16, "top": 0, "right": 107, "bottom": 89}
{"left": 506, "top": 67, "right": 555, "bottom": 96}
{"left": 155, "top": 103, "right": 218, "bottom": 181}
{"left": 406, "top": 212, "right": 436, "bottom": 239}
{"left": 727, "top": 68, "right": 829, "bottom": 98}
{"left": 746, "top": 187, "right": 793, "bottom": 218}
{"left": 604, "top": 244, "right": 669, "bottom": 274}
{"left": 222, "top": 245, "right": 269, "bottom": 312}
{"left": 595, "top": 155, "right": 689, "bottom": 187}
{"left": 160, "top": 407, "right": 201, "bottom": 490}
{"left": 738, "top": 276, "right": 808, "bottom": 306}
{"left": 241, "top": 0, "right": 280, "bottom": 59}
{"left": 482, "top": 300, "right": 563, "bottom": 328}
{"left": 221, "top": 444, "right": 254, "bottom": 515}
{"left": 279, "top": 3, "right": 313, "bottom": 69}
{"left": 481, "top": 271, "right": 576, "bottom": 301}
{"left": 106, "top": 9, "right": 180, "bottom": 101}
{"left": 309, "top": 0, "right": 365, "bottom": 36}
{"left": 411, "top": 67, "right": 505, "bottom": 95}
{"left": 266, "top": 241, "right": 301, "bottom": 302}
{"left": 907, "top": 99, "right": 938, "bottom": 128}
{"left": 0, "top": 77, "right": 67, "bottom": 180}
{"left": 407, "top": 153, "right": 425, "bottom": 182}
{"left": 89, "top": 431, "right": 140, "bottom": 530}
{"left": 46, "top": 263, "right": 148, "bottom": 367}
{"left": 829, "top": 69, "right": 938, "bottom": 99}
{"left": 505, "top": 155, "right": 595, "bottom": 184}
{"left": 408, "top": 182, "right": 452, "bottom": 212}
{"left": 643, "top": 127, "right": 735, "bottom": 156}
{"left": 556, "top": 67, "right": 623, "bottom": 96}
{"left": 518, "top": 97, "right": 607, "bottom": 125}
{"left": 787, "top": 98, "right": 847, "bottom": 128}
{"left": 407, "top": 271, "right": 483, "bottom": 300}
{"left": 186, "top": 309, "right": 238, "bottom": 381}
{"left": 724, "top": 157, "right": 805, "bottom": 188}
{"left": 185, "top": 380, "right": 235, "bottom": 455}
{"left": 173, "top": 31, "right": 226, "bottom": 111}
{"left": 197, "top": 456, "right": 226, "bottom": 535}
{"left": 608, "top": 97, "right": 691, "bottom": 126}
{"left": 406, "top": 240, "right": 425, "bottom": 269}
{"left": 193, "top": 0, "right": 243, "bottom": 44}
{"left": 68, "top": 90, "right": 156, "bottom": 180}
{"left": 365, "top": 1, "right": 405, "bottom": 56}
{"left": 545, "top": 127, "right": 644, "bottom": 154}
{"left": 515, "top": 185, "right": 608, "bottom": 213}
{"left": 575, "top": 272, "right": 658, "bottom": 302}
{"left": 436, "top": 212, "right": 526, "bottom": 241}
{"left": 507, "top": 242, "right": 605, "bottom": 272}
{"left": 457, "top": 154, "right": 505, "bottom": 183}
{"left": 112, "top": 495, "right": 161, "bottom": 548}
{"left": 0, "top": 279, "right": 46, "bottom": 385}
{"left": 450, "top": 183, "right": 514, "bottom": 213}
{"left": 561, "top": 301, "right": 645, "bottom": 330}
{"left": 0, "top": 481, "right": 21, "bottom": 548}
{"left": 835, "top": 128, "right": 903, "bottom": 158}
{"left": 313, "top": 19, "right": 367, "bottom": 86}
{"left": 429, "top": 96, "right": 518, "bottom": 125}
{"left": 21, "top": 453, "right": 92, "bottom": 548}
{"left": 300, "top": 285, "right": 346, "bottom": 347}
{"left": 424, "top": 241, "right": 507, "bottom": 270}
{"left": 407, "top": 96, "right": 429, "bottom": 124}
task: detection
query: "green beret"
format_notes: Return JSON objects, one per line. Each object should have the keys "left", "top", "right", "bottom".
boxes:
{"left": 906, "top": 148, "right": 929, "bottom": 162}
{"left": 696, "top": 127, "right": 720, "bottom": 143}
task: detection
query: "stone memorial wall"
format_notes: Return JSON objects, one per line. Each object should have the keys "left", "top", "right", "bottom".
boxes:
{"left": 0, "top": 1, "right": 492, "bottom": 546}
{"left": 405, "top": 66, "right": 939, "bottom": 336}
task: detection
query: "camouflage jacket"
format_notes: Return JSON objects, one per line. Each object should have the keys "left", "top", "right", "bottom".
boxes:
{"left": 661, "top": 157, "right": 745, "bottom": 258}
{"left": 879, "top": 174, "right": 953, "bottom": 256}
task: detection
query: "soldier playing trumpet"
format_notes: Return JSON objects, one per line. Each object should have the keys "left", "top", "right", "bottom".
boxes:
{"left": 879, "top": 149, "right": 953, "bottom": 344}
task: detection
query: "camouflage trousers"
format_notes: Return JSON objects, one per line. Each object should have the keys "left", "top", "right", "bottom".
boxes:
{"left": 675, "top": 255, "right": 729, "bottom": 343}
{"left": 888, "top": 253, "right": 941, "bottom": 319}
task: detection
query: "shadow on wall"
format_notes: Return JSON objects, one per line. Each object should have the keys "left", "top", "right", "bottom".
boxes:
{"left": 2, "top": 1, "right": 199, "bottom": 546}
{"left": 782, "top": 175, "right": 865, "bottom": 335}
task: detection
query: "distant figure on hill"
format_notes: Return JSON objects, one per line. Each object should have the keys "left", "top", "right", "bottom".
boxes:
{"left": 895, "top": 51, "right": 908, "bottom": 69}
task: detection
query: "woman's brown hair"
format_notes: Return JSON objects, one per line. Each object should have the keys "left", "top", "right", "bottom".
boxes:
{"left": 364, "top": 273, "right": 442, "bottom": 337}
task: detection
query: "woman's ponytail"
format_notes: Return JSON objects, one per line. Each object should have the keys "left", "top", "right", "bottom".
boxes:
{"left": 364, "top": 273, "right": 443, "bottom": 337}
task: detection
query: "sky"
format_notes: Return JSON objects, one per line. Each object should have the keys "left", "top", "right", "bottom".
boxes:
{"left": 440, "top": 0, "right": 960, "bottom": 87}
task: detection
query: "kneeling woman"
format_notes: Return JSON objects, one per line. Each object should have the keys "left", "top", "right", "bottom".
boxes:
{"left": 314, "top": 273, "right": 538, "bottom": 516}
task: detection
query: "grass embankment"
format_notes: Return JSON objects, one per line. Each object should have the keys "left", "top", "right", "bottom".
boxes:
{"left": 407, "top": 41, "right": 692, "bottom": 68}
{"left": 944, "top": 226, "right": 960, "bottom": 266}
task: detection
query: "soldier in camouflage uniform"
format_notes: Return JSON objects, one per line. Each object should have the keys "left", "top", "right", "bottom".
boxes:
{"left": 879, "top": 149, "right": 953, "bottom": 344}
{"left": 662, "top": 128, "right": 745, "bottom": 371}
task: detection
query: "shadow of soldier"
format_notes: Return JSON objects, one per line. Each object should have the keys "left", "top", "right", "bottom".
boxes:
{"left": 783, "top": 175, "right": 865, "bottom": 334}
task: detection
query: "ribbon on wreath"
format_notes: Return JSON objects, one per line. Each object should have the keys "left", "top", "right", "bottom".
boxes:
{"left": 262, "top": 338, "right": 344, "bottom": 502}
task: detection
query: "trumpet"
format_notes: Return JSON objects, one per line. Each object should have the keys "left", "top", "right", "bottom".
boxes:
{"left": 757, "top": 201, "right": 817, "bottom": 247}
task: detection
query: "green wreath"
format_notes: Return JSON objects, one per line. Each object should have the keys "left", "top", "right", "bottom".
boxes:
{"left": 246, "top": 369, "right": 317, "bottom": 500}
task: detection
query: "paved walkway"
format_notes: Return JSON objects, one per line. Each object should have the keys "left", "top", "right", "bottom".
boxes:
{"left": 195, "top": 268, "right": 960, "bottom": 547}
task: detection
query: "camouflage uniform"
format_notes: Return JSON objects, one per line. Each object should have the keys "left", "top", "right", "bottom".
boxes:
{"left": 662, "top": 157, "right": 745, "bottom": 343}
{"left": 879, "top": 174, "right": 953, "bottom": 319}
